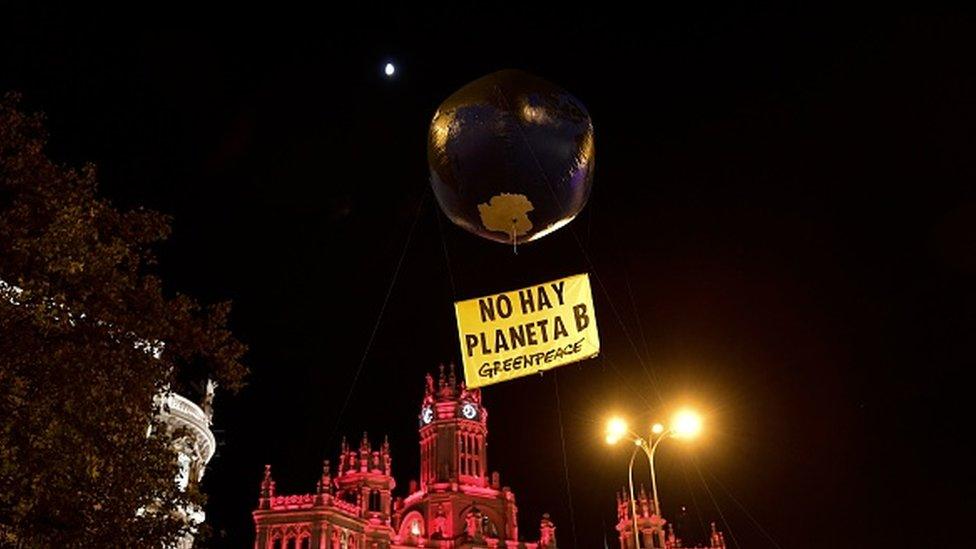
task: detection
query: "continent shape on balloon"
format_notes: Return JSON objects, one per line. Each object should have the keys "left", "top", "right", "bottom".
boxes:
{"left": 428, "top": 69, "right": 595, "bottom": 245}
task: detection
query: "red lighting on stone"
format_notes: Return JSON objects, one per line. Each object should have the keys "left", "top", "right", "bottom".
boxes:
{"left": 252, "top": 364, "right": 558, "bottom": 548}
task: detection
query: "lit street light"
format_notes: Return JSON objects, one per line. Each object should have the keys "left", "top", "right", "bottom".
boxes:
{"left": 672, "top": 409, "right": 703, "bottom": 439}
{"left": 605, "top": 409, "right": 703, "bottom": 549}
{"left": 606, "top": 416, "right": 629, "bottom": 444}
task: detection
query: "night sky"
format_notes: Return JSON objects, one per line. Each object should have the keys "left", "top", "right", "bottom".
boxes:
{"left": 2, "top": 6, "right": 972, "bottom": 548}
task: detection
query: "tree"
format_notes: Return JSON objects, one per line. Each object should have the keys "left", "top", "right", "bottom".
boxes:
{"left": 0, "top": 93, "right": 247, "bottom": 546}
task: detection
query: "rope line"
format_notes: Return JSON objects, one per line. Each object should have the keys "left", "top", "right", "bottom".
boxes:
{"left": 442, "top": 86, "right": 660, "bottom": 545}
{"left": 680, "top": 457, "right": 711, "bottom": 543}
{"left": 705, "top": 467, "right": 783, "bottom": 549}
{"left": 329, "top": 191, "right": 429, "bottom": 444}
{"left": 599, "top": 352, "right": 655, "bottom": 409}
{"left": 493, "top": 78, "right": 662, "bottom": 405}
{"left": 691, "top": 457, "right": 741, "bottom": 549}
{"left": 515, "top": 134, "right": 662, "bottom": 401}
{"left": 553, "top": 373, "right": 579, "bottom": 549}
{"left": 433, "top": 204, "right": 458, "bottom": 300}
{"left": 623, "top": 266, "right": 653, "bottom": 370}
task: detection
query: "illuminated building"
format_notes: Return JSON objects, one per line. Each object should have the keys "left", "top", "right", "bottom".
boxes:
{"left": 158, "top": 381, "right": 218, "bottom": 549}
{"left": 614, "top": 488, "right": 726, "bottom": 549}
{"left": 1, "top": 278, "right": 217, "bottom": 548}
{"left": 252, "top": 365, "right": 558, "bottom": 548}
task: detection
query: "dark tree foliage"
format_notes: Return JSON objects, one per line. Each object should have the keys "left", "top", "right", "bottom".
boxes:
{"left": 0, "top": 93, "right": 247, "bottom": 547}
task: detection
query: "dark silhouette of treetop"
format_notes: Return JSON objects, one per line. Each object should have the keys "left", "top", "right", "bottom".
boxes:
{"left": 0, "top": 92, "right": 247, "bottom": 547}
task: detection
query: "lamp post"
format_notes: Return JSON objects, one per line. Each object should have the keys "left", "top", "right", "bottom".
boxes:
{"left": 606, "top": 410, "right": 702, "bottom": 549}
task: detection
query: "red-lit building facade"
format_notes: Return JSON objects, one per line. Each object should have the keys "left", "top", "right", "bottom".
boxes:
{"left": 252, "top": 366, "right": 558, "bottom": 548}
{"left": 614, "top": 487, "right": 726, "bottom": 549}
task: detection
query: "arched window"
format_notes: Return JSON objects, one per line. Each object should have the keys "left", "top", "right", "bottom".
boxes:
{"left": 272, "top": 538, "right": 282, "bottom": 549}
{"left": 458, "top": 434, "right": 466, "bottom": 475}
{"left": 368, "top": 489, "right": 381, "bottom": 512}
{"left": 300, "top": 537, "right": 310, "bottom": 549}
{"left": 400, "top": 511, "right": 426, "bottom": 539}
{"left": 482, "top": 515, "right": 500, "bottom": 538}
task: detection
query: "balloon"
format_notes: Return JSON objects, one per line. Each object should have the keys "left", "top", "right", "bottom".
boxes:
{"left": 428, "top": 69, "right": 595, "bottom": 245}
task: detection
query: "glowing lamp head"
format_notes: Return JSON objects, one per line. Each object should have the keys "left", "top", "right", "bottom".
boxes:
{"left": 384, "top": 62, "right": 396, "bottom": 77}
{"left": 651, "top": 423, "right": 665, "bottom": 435}
{"left": 606, "top": 417, "right": 629, "bottom": 444}
{"left": 672, "top": 409, "right": 703, "bottom": 439}
{"left": 410, "top": 520, "right": 421, "bottom": 536}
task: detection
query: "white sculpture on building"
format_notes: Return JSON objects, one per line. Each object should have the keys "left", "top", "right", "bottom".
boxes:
{"left": 3, "top": 277, "right": 220, "bottom": 547}
{"left": 158, "top": 379, "right": 217, "bottom": 549}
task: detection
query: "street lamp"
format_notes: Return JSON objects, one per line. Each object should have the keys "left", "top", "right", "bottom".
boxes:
{"left": 605, "top": 409, "right": 703, "bottom": 549}
{"left": 672, "top": 409, "right": 702, "bottom": 439}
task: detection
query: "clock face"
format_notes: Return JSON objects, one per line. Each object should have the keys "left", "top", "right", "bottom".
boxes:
{"left": 421, "top": 406, "right": 434, "bottom": 424}
{"left": 461, "top": 403, "right": 478, "bottom": 420}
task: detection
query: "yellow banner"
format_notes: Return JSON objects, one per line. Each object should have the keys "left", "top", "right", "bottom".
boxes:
{"left": 455, "top": 273, "right": 600, "bottom": 388}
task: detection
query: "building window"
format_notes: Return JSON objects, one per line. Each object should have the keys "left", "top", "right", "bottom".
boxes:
{"left": 482, "top": 515, "right": 499, "bottom": 538}
{"left": 458, "top": 434, "right": 465, "bottom": 475}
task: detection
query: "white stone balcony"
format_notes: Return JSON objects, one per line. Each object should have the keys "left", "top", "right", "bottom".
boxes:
{"left": 161, "top": 392, "right": 216, "bottom": 474}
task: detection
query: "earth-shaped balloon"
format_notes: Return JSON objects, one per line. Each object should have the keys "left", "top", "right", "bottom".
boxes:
{"left": 428, "top": 69, "right": 595, "bottom": 245}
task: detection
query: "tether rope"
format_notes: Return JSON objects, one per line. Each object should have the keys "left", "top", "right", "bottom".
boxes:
{"left": 433, "top": 203, "right": 458, "bottom": 299}
{"left": 329, "top": 190, "right": 429, "bottom": 444}
{"left": 553, "top": 373, "right": 579, "bottom": 549}
{"left": 705, "top": 467, "right": 783, "bottom": 549}
{"left": 680, "top": 458, "right": 711, "bottom": 543}
{"left": 493, "top": 82, "right": 664, "bottom": 406}
{"left": 440, "top": 85, "right": 664, "bottom": 547}
{"left": 691, "top": 456, "right": 741, "bottom": 549}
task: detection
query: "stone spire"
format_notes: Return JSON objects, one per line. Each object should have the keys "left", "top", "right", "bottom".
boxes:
{"left": 258, "top": 464, "right": 276, "bottom": 509}
{"left": 638, "top": 484, "right": 650, "bottom": 517}
{"left": 317, "top": 459, "right": 332, "bottom": 496}
{"left": 381, "top": 435, "right": 392, "bottom": 475}
{"left": 260, "top": 464, "right": 275, "bottom": 498}
{"left": 436, "top": 363, "right": 460, "bottom": 399}
{"left": 447, "top": 362, "right": 457, "bottom": 389}
{"left": 710, "top": 522, "right": 726, "bottom": 548}
{"left": 340, "top": 436, "right": 350, "bottom": 474}
{"left": 618, "top": 486, "right": 629, "bottom": 521}
{"left": 539, "top": 513, "right": 557, "bottom": 547}
{"left": 359, "top": 432, "right": 370, "bottom": 472}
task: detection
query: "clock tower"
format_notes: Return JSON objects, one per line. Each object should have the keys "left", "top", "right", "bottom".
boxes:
{"left": 398, "top": 363, "right": 531, "bottom": 544}
{"left": 252, "top": 364, "right": 557, "bottom": 548}
{"left": 418, "top": 364, "right": 488, "bottom": 490}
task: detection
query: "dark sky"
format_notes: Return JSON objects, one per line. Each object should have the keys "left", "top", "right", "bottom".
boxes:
{"left": 2, "top": 5, "right": 973, "bottom": 548}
